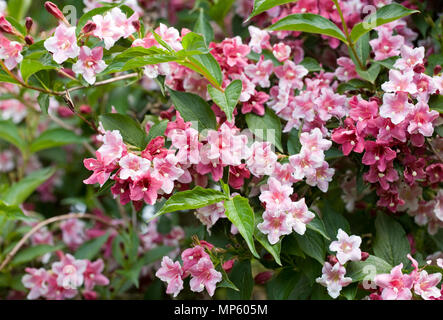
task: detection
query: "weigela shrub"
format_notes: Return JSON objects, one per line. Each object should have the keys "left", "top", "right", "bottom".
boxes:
{"left": 0, "top": 0, "right": 442, "bottom": 300}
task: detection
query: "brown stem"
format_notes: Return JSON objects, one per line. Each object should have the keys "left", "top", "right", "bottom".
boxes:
{"left": 0, "top": 213, "right": 118, "bottom": 272}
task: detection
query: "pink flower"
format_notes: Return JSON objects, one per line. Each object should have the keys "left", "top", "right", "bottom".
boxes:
{"left": 335, "top": 57, "right": 359, "bottom": 82}
{"left": 170, "top": 126, "right": 201, "bottom": 165}
{"left": 119, "top": 153, "right": 151, "bottom": 181}
{"left": 314, "top": 88, "right": 347, "bottom": 121}
{"left": 152, "top": 154, "right": 184, "bottom": 194}
{"left": 60, "top": 218, "right": 86, "bottom": 250}
{"left": 414, "top": 74, "right": 437, "bottom": 100}
{"left": 195, "top": 202, "right": 226, "bottom": 231}
{"left": 248, "top": 26, "right": 271, "bottom": 53}
{"left": 0, "top": 150, "right": 14, "bottom": 172}
{"left": 364, "top": 162, "right": 399, "bottom": 190}
{"left": 382, "top": 69, "right": 417, "bottom": 94}
{"left": 331, "top": 118, "right": 365, "bottom": 156}
{"left": 242, "top": 91, "right": 269, "bottom": 116}
{"left": 380, "top": 92, "right": 414, "bottom": 125}
{"left": 291, "top": 91, "right": 316, "bottom": 122}
{"left": 44, "top": 23, "right": 80, "bottom": 64}
{"left": 407, "top": 101, "right": 439, "bottom": 137}
{"left": 299, "top": 128, "right": 332, "bottom": 156}
{"left": 45, "top": 273, "right": 77, "bottom": 300}
{"left": 285, "top": 198, "right": 315, "bottom": 235}
{"left": 259, "top": 177, "right": 293, "bottom": 210}
{"left": 72, "top": 46, "right": 107, "bottom": 85}
{"left": 348, "top": 96, "right": 378, "bottom": 133}
{"left": 305, "top": 161, "right": 335, "bottom": 192}
{"left": 129, "top": 171, "right": 162, "bottom": 205}
{"left": 0, "top": 36, "right": 23, "bottom": 70}
{"left": 246, "top": 142, "right": 278, "bottom": 177}
{"left": 369, "top": 28, "right": 404, "bottom": 61}
{"left": 271, "top": 162, "right": 299, "bottom": 185}
{"left": 272, "top": 42, "right": 291, "bottom": 62}
{"left": 155, "top": 256, "right": 184, "bottom": 297}
{"left": 83, "top": 259, "right": 110, "bottom": 291}
{"left": 362, "top": 141, "right": 397, "bottom": 172}
{"left": 22, "top": 268, "right": 50, "bottom": 300}
{"left": 189, "top": 256, "right": 222, "bottom": 297}
{"left": 329, "top": 229, "right": 362, "bottom": 265}
{"left": 257, "top": 210, "right": 293, "bottom": 245}
{"left": 414, "top": 270, "right": 442, "bottom": 300}
{"left": 92, "top": 10, "right": 125, "bottom": 50}
{"left": 374, "top": 263, "right": 414, "bottom": 300}
{"left": 83, "top": 151, "right": 117, "bottom": 186}
{"left": 289, "top": 149, "right": 322, "bottom": 180}
{"left": 316, "top": 262, "right": 352, "bottom": 299}
{"left": 394, "top": 45, "right": 424, "bottom": 71}
{"left": 274, "top": 60, "right": 308, "bottom": 90}
{"left": 154, "top": 23, "right": 182, "bottom": 51}
{"left": 52, "top": 254, "right": 87, "bottom": 290}
{"left": 228, "top": 164, "right": 250, "bottom": 189}
{"left": 222, "top": 36, "right": 250, "bottom": 68}
{"left": 96, "top": 130, "right": 127, "bottom": 166}
{"left": 244, "top": 56, "right": 274, "bottom": 88}
{"left": 181, "top": 245, "right": 210, "bottom": 275}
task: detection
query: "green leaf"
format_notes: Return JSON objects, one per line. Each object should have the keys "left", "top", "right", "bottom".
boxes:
{"left": 152, "top": 186, "right": 227, "bottom": 219}
{"left": 12, "top": 244, "right": 64, "bottom": 266}
{"left": 347, "top": 255, "right": 393, "bottom": 282}
{"left": 37, "top": 93, "right": 50, "bottom": 115}
{"left": 209, "top": 0, "right": 235, "bottom": 26}
{"left": 5, "top": 16, "right": 26, "bottom": 35}
{"left": 0, "top": 120, "right": 27, "bottom": 153}
{"left": 373, "top": 56, "right": 399, "bottom": 70}
{"left": 75, "top": 232, "right": 110, "bottom": 260}
{"left": 168, "top": 88, "right": 217, "bottom": 132}
{"left": 146, "top": 120, "right": 168, "bottom": 141}
{"left": 307, "top": 215, "right": 330, "bottom": 241}
{"left": 294, "top": 229, "right": 326, "bottom": 264}
{"left": 287, "top": 128, "right": 302, "bottom": 155}
{"left": 429, "top": 95, "right": 443, "bottom": 113}
{"left": 350, "top": 3, "right": 419, "bottom": 43}
{"left": 7, "top": 0, "right": 31, "bottom": 20}
{"left": 2, "top": 167, "right": 56, "bottom": 206}
{"left": 245, "top": 107, "right": 283, "bottom": 152}
{"left": 0, "top": 200, "right": 32, "bottom": 221}
{"left": 99, "top": 113, "right": 147, "bottom": 149}
{"left": 180, "top": 53, "right": 223, "bottom": 87}
{"left": 321, "top": 202, "right": 350, "bottom": 240}
{"left": 193, "top": 9, "right": 214, "bottom": 45}
{"left": 268, "top": 13, "right": 347, "bottom": 43}
{"left": 217, "top": 266, "right": 240, "bottom": 291}
{"left": 30, "top": 128, "right": 86, "bottom": 153}
{"left": 248, "top": 0, "right": 295, "bottom": 21}
{"left": 247, "top": 50, "right": 282, "bottom": 66}
{"left": 180, "top": 31, "right": 209, "bottom": 54}
{"left": 426, "top": 54, "right": 443, "bottom": 76}
{"left": 299, "top": 57, "right": 322, "bottom": 72}
{"left": 349, "top": 32, "right": 370, "bottom": 67}
{"left": 336, "top": 79, "right": 373, "bottom": 94}
{"left": 224, "top": 196, "right": 259, "bottom": 258}
{"left": 356, "top": 63, "right": 381, "bottom": 84}
{"left": 266, "top": 268, "right": 305, "bottom": 300}
{"left": 226, "top": 260, "right": 253, "bottom": 300}
{"left": 373, "top": 214, "right": 411, "bottom": 266}
{"left": 20, "top": 51, "right": 58, "bottom": 83}
{"left": 208, "top": 79, "right": 242, "bottom": 122}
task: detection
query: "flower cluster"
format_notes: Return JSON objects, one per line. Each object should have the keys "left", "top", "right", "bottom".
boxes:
{"left": 155, "top": 244, "right": 222, "bottom": 297}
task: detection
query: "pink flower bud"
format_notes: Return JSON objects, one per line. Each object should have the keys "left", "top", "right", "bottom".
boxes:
{"left": 25, "top": 35, "right": 34, "bottom": 45}
{"left": 81, "top": 21, "right": 96, "bottom": 34}
{"left": 44, "top": 2, "right": 67, "bottom": 22}
{"left": 361, "top": 252, "right": 370, "bottom": 261}
{"left": 434, "top": 65, "right": 442, "bottom": 75}
{"left": 413, "top": 63, "right": 425, "bottom": 74}
{"left": 222, "top": 259, "right": 235, "bottom": 273}
{"left": 79, "top": 105, "right": 92, "bottom": 114}
{"left": 254, "top": 271, "right": 273, "bottom": 285}
{"left": 131, "top": 20, "right": 140, "bottom": 32}
{"left": 0, "top": 16, "right": 14, "bottom": 34}
{"left": 327, "top": 255, "right": 338, "bottom": 265}
{"left": 61, "top": 68, "right": 75, "bottom": 78}
{"left": 58, "top": 106, "right": 74, "bottom": 118}
{"left": 25, "top": 17, "right": 33, "bottom": 32}
{"left": 199, "top": 240, "right": 214, "bottom": 250}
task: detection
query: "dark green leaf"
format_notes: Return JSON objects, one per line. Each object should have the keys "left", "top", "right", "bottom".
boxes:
{"left": 193, "top": 9, "right": 214, "bottom": 45}
{"left": 246, "top": 107, "right": 283, "bottom": 152}
{"left": 12, "top": 244, "right": 64, "bottom": 266}
{"left": 347, "top": 255, "right": 392, "bottom": 282}
{"left": 99, "top": 113, "right": 147, "bottom": 148}
{"left": 146, "top": 120, "right": 168, "bottom": 141}
{"left": 300, "top": 57, "right": 322, "bottom": 72}
{"left": 294, "top": 229, "right": 326, "bottom": 264}
{"left": 226, "top": 260, "right": 253, "bottom": 300}
{"left": 248, "top": 0, "right": 295, "bottom": 21}
{"left": 208, "top": 79, "right": 242, "bottom": 122}
{"left": 75, "top": 232, "right": 110, "bottom": 260}
{"left": 37, "top": 93, "right": 50, "bottom": 115}
{"left": 30, "top": 128, "right": 86, "bottom": 153}
{"left": 0, "top": 120, "right": 26, "bottom": 153}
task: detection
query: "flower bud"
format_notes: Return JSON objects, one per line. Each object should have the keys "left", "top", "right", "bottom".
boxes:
{"left": 369, "top": 96, "right": 382, "bottom": 105}
{"left": 254, "top": 271, "right": 273, "bottom": 285}
{"left": 79, "top": 105, "right": 92, "bottom": 114}
{"left": 361, "top": 251, "right": 370, "bottom": 261}
{"left": 81, "top": 21, "right": 96, "bottom": 34}
{"left": 61, "top": 68, "right": 75, "bottom": 78}
{"left": 44, "top": 1, "right": 69, "bottom": 25}
{"left": 222, "top": 259, "right": 235, "bottom": 273}
{"left": 327, "top": 255, "right": 338, "bottom": 265}
{"left": 131, "top": 20, "right": 141, "bottom": 32}
{"left": 0, "top": 16, "right": 14, "bottom": 34}
{"left": 25, "top": 35, "right": 34, "bottom": 45}
{"left": 434, "top": 65, "right": 442, "bottom": 75}
{"left": 25, "top": 17, "right": 33, "bottom": 32}
{"left": 413, "top": 63, "right": 425, "bottom": 74}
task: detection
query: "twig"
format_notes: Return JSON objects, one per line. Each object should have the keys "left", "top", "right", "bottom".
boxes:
{"left": 0, "top": 213, "right": 118, "bottom": 272}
